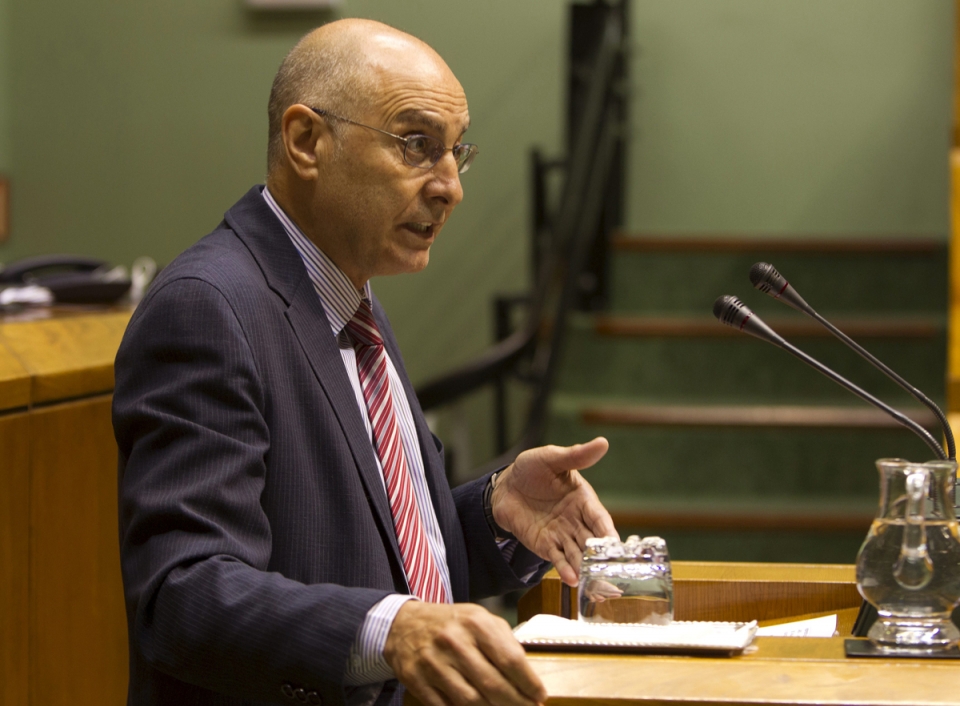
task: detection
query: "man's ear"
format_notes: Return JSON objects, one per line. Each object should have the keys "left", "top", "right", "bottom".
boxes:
{"left": 280, "top": 104, "right": 332, "bottom": 181}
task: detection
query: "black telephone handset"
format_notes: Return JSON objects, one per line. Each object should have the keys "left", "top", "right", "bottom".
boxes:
{"left": 0, "top": 254, "right": 132, "bottom": 304}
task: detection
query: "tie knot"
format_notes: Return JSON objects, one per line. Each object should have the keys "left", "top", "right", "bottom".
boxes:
{"left": 346, "top": 299, "right": 383, "bottom": 348}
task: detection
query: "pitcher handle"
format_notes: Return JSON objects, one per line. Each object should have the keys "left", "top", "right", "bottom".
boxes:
{"left": 893, "top": 470, "right": 934, "bottom": 590}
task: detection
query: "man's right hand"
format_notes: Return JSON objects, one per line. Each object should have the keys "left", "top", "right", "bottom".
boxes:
{"left": 383, "top": 601, "right": 546, "bottom": 706}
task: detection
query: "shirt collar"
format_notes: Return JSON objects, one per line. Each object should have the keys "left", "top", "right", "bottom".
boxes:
{"left": 262, "top": 186, "right": 372, "bottom": 335}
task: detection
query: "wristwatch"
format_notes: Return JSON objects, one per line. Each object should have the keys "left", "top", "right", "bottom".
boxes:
{"left": 483, "top": 470, "right": 516, "bottom": 542}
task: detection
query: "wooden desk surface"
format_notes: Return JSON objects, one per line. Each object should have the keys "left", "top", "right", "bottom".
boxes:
{"left": 528, "top": 636, "right": 959, "bottom": 705}
{"left": 0, "top": 306, "right": 132, "bottom": 409}
{"left": 501, "top": 564, "right": 950, "bottom": 705}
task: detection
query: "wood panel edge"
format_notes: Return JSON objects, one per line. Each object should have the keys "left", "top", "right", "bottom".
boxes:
{"left": 949, "top": 151, "right": 960, "bottom": 413}
{"left": 30, "top": 364, "right": 116, "bottom": 405}
{"left": 0, "top": 338, "right": 30, "bottom": 412}
{"left": 525, "top": 564, "right": 860, "bottom": 624}
{"left": 613, "top": 233, "right": 946, "bottom": 254}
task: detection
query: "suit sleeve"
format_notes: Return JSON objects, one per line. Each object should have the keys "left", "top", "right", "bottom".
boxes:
{"left": 451, "top": 473, "right": 549, "bottom": 601}
{"left": 114, "top": 277, "right": 389, "bottom": 705}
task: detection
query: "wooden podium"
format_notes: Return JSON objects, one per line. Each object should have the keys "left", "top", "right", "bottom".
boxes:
{"left": 464, "top": 565, "right": 958, "bottom": 706}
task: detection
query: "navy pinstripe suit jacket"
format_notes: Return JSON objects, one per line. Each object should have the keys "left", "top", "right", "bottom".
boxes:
{"left": 113, "top": 186, "right": 543, "bottom": 706}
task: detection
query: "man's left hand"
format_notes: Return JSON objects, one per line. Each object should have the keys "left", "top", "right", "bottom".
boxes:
{"left": 491, "top": 437, "right": 618, "bottom": 586}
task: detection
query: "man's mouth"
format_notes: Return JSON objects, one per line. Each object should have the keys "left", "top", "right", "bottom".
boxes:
{"left": 402, "top": 222, "right": 437, "bottom": 237}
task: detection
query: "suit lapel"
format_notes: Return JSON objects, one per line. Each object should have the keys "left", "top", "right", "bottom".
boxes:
{"left": 285, "top": 286, "right": 405, "bottom": 572}
{"left": 224, "top": 188, "right": 407, "bottom": 585}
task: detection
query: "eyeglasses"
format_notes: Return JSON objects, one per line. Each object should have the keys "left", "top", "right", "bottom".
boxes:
{"left": 310, "top": 107, "right": 479, "bottom": 174}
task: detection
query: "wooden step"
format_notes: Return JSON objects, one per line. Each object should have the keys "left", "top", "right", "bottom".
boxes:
{"left": 598, "top": 496, "right": 878, "bottom": 533}
{"left": 581, "top": 404, "right": 939, "bottom": 430}
{"left": 594, "top": 314, "right": 942, "bottom": 339}
{"left": 612, "top": 234, "right": 945, "bottom": 254}
{"left": 605, "top": 504, "right": 875, "bottom": 532}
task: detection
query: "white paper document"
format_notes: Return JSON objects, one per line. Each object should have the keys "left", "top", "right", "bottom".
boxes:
{"left": 514, "top": 614, "right": 757, "bottom": 654}
{"left": 755, "top": 613, "right": 837, "bottom": 638}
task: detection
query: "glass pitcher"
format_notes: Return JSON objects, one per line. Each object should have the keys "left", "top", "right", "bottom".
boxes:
{"left": 856, "top": 458, "right": 960, "bottom": 653}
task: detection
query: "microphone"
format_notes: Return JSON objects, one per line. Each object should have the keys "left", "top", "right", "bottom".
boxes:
{"left": 748, "top": 262, "right": 813, "bottom": 314}
{"left": 712, "top": 295, "right": 947, "bottom": 461}
{"left": 749, "top": 262, "right": 956, "bottom": 460}
{"left": 712, "top": 294, "right": 787, "bottom": 344}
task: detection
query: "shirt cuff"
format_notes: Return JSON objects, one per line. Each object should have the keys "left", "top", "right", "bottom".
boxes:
{"left": 344, "top": 594, "right": 419, "bottom": 686}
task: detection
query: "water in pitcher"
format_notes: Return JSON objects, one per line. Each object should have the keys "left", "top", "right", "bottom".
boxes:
{"left": 857, "top": 518, "right": 960, "bottom": 618}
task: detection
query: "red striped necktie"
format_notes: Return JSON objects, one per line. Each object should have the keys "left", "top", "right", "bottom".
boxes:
{"left": 346, "top": 300, "right": 449, "bottom": 604}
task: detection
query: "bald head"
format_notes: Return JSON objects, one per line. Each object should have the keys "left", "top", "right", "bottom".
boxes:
{"left": 263, "top": 20, "right": 470, "bottom": 288}
{"left": 266, "top": 19, "right": 454, "bottom": 174}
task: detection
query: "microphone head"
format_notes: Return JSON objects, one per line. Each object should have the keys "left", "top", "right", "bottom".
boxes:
{"left": 713, "top": 294, "right": 785, "bottom": 346}
{"left": 748, "top": 261, "right": 812, "bottom": 314}
{"left": 713, "top": 294, "right": 751, "bottom": 329}
{"left": 749, "top": 262, "right": 786, "bottom": 295}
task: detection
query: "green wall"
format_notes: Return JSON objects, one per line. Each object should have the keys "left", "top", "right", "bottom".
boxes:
{"left": 1, "top": 0, "right": 566, "bottom": 387}
{"left": 0, "top": 0, "right": 9, "bottom": 173}
{"left": 629, "top": 0, "right": 953, "bottom": 236}
{"left": 0, "top": 0, "right": 954, "bottom": 463}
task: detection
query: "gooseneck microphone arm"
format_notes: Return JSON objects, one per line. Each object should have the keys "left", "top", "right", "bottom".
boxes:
{"left": 808, "top": 310, "right": 955, "bottom": 459}
{"left": 713, "top": 295, "right": 947, "bottom": 461}
{"left": 749, "top": 262, "right": 956, "bottom": 460}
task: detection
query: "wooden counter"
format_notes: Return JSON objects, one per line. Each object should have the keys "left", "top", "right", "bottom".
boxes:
{"left": 526, "top": 636, "right": 960, "bottom": 706}
{"left": 0, "top": 307, "right": 132, "bottom": 706}
{"left": 488, "top": 567, "right": 954, "bottom": 706}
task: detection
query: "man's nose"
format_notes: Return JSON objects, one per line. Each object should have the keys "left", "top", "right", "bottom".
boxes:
{"left": 424, "top": 151, "right": 464, "bottom": 207}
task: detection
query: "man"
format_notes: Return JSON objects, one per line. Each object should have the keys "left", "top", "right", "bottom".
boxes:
{"left": 114, "top": 18, "right": 617, "bottom": 706}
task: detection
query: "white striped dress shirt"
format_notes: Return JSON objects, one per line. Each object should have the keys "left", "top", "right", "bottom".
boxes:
{"left": 262, "top": 188, "right": 451, "bottom": 686}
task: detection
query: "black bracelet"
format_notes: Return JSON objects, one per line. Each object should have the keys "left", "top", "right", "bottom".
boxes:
{"left": 483, "top": 471, "right": 516, "bottom": 542}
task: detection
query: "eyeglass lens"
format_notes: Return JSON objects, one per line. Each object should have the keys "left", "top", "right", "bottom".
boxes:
{"left": 403, "top": 135, "right": 477, "bottom": 174}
